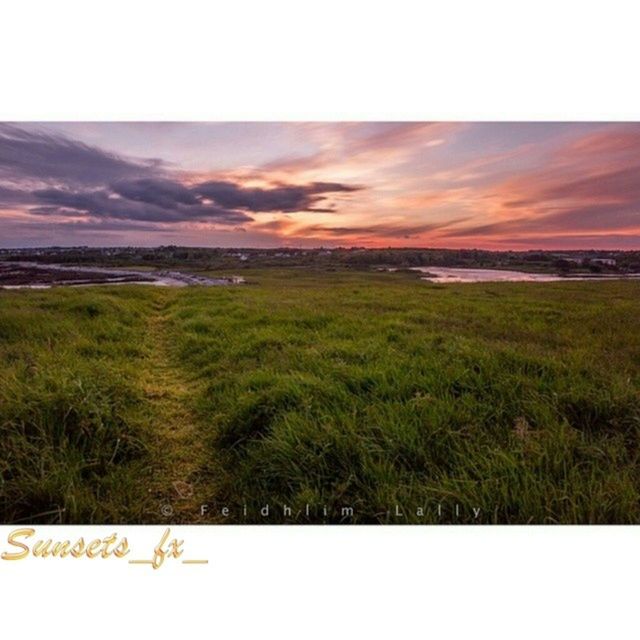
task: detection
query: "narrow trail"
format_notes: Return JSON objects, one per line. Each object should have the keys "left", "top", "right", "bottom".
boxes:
{"left": 140, "top": 292, "right": 215, "bottom": 523}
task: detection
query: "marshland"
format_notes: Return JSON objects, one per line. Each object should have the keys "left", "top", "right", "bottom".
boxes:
{"left": 1, "top": 262, "right": 639, "bottom": 524}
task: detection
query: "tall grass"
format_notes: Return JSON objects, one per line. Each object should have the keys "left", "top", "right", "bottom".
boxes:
{"left": 0, "top": 287, "right": 156, "bottom": 523}
{"left": 170, "top": 272, "right": 640, "bottom": 523}
{"left": 1, "top": 271, "right": 639, "bottom": 523}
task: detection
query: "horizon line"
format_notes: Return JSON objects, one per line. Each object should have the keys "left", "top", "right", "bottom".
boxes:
{"left": 0, "top": 245, "right": 634, "bottom": 253}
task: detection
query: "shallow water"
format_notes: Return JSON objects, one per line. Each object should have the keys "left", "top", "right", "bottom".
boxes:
{"left": 411, "top": 266, "right": 640, "bottom": 283}
{"left": 0, "top": 261, "right": 242, "bottom": 289}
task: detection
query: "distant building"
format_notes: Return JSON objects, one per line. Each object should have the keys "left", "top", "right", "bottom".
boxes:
{"left": 590, "top": 258, "right": 616, "bottom": 266}
{"left": 552, "top": 253, "right": 583, "bottom": 264}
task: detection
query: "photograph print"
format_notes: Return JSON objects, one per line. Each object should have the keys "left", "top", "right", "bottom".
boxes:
{"left": 1, "top": 121, "right": 639, "bottom": 525}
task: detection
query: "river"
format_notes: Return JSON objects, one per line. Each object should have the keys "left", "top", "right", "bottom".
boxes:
{"left": 411, "top": 267, "right": 640, "bottom": 283}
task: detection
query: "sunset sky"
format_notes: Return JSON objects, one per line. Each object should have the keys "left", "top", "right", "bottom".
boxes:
{"left": 1, "top": 122, "right": 639, "bottom": 249}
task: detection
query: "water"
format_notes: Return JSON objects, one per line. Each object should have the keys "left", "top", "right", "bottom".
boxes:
{"left": 0, "top": 261, "right": 243, "bottom": 289}
{"left": 411, "top": 267, "right": 640, "bottom": 283}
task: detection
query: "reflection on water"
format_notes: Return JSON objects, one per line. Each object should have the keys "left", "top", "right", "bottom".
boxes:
{"left": 0, "top": 261, "right": 244, "bottom": 289}
{"left": 411, "top": 267, "right": 640, "bottom": 283}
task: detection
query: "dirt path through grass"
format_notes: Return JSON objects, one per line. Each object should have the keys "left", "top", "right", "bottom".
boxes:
{"left": 140, "top": 291, "right": 214, "bottom": 522}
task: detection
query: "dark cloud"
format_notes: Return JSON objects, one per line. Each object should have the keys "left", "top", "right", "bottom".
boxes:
{"left": 0, "top": 125, "right": 361, "bottom": 232}
{"left": 442, "top": 203, "right": 640, "bottom": 239}
{"left": 542, "top": 166, "right": 640, "bottom": 203}
{"left": 111, "top": 178, "right": 199, "bottom": 208}
{"left": 43, "top": 218, "right": 167, "bottom": 234}
{"left": 0, "top": 123, "right": 160, "bottom": 187}
{"left": 298, "top": 221, "right": 447, "bottom": 239}
{"left": 0, "top": 184, "right": 33, "bottom": 207}
{"left": 27, "top": 177, "right": 361, "bottom": 226}
{"left": 31, "top": 188, "right": 252, "bottom": 225}
{"left": 193, "top": 180, "right": 361, "bottom": 213}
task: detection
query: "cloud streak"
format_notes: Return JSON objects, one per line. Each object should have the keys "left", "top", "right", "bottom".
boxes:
{"left": 2, "top": 122, "right": 640, "bottom": 248}
{"left": 440, "top": 124, "right": 640, "bottom": 245}
{"left": 193, "top": 180, "right": 360, "bottom": 213}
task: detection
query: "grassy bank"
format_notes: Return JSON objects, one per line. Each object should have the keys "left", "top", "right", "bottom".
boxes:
{"left": 1, "top": 270, "right": 640, "bottom": 523}
{"left": 0, "top": 286, "right": 158, "bottom": 523}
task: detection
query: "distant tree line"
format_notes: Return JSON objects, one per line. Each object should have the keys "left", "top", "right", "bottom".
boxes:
{"left": 2, "top": 246, "right": 640, "bottom": 273}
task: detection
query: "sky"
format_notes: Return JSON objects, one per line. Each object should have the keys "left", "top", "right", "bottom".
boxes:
{"left": 1, "top": 121, "right": 640, "bottom": 250}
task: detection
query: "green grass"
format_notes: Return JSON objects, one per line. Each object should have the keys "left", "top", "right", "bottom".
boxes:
{"left": 0, "top": 286, "right": 158, "bottom": 523}
{"left": 1, "top": 270, "right": 640, "bottom": 523}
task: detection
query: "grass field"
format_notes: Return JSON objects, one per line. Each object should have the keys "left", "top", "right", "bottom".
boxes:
{"left": 1, "top": 269, "right": 639, "bottom": 524}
